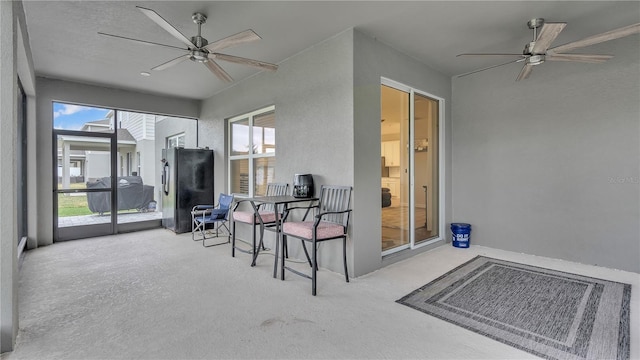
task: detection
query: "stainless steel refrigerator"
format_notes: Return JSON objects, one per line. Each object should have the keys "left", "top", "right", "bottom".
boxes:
{"left": 161, "top": 148, "right": 214, "bottom": 233}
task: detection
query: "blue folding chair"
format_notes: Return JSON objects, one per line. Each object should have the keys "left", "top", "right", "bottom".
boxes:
{"left": 191, "top": 193, "right": 234, "bottom": 247}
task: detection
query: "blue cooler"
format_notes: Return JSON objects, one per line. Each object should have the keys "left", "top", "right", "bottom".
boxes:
{"left": 451, "top": 223, "right": 471, "bottom": 248}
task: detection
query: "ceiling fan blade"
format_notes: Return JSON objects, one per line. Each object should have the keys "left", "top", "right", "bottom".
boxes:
{"left": 457, "top": 57, "right": 526, "bottom": 78}
{"left": 152, "top": 54, "right": 190, "bottom": 71}
{"left": 204, "top": 30, "right": 262, "bottom": 52}
{"left": 516, "top": 63, "right": 534, "bottom": 81}
{"left": 136, "top": 6, "right": 194, "bottom": 49}
{"left": 98, "top": 32, "right": 187, "bottom": 51}
{"left": 549, "top": 22, "right": 640, "bottom": 54}
{"left": 457, "top": 53, "right": 526, "bottom": 57}
{"left": 546, "top": 53, "right": 612, "bottom": 63}
{"left": 204, "top": 60, "right": 233, "bottom": 83}
{"left": 212, "top": 53, "right": 278, "bottom": 71}
{"left": 531, "top": 22, "right": 566, "bottom": 54}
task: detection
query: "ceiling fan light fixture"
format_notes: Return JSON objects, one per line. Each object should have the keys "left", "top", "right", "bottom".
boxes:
{"left": 190, "top": 49, "right": 209, "bottom": 63}
{"left": 529, "top": 54, "right": 545, "bottom": 65}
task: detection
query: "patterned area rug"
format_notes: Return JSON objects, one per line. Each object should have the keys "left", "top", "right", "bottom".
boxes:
{"left": 397, "top": 256, "right": 631, "bottom": 360}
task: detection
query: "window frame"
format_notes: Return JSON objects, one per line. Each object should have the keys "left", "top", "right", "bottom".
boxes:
{"left": 227, "top": 105, "right": 276, "bottom": 197}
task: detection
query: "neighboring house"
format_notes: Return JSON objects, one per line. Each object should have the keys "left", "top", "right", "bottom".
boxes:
{"left": 116, "top": 111, "right": 156, "bottom": 186}
{"left": 80, "top": 118, "right": 110, "bottom": 132}
{"left": 56, "top": 111, "right": 186, "bottom": 192}
{"left": 57, "top": 109, "right": 199, "bottom": 209}
{"left": 57, "top": 117, "right": 139, "bottom": 188}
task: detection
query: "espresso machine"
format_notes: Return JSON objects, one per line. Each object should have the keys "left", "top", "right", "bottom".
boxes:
{"left": 293, "top": 174, "right": 314, "bottom": 198}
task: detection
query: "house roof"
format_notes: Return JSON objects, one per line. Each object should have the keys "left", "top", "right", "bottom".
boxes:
{"left": 80, "top": 119, "right": 111, "bottom": 132}
{"left": 116, "top": 129, "right": 136, "bottom": 143}
{"left": 22, "top": 1, "right": 640, "bottom": 100}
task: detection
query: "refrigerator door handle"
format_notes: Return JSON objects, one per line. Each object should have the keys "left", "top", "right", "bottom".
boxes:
{"left": 163, "top": 162, "right": 170, "bottom": 196}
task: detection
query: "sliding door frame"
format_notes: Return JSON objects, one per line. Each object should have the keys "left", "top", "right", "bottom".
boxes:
{"left": 53, "top": 128, "right": 118, "bottom": 241}
{"left": 381, "top": 77, "right": 445, "bottom": 256}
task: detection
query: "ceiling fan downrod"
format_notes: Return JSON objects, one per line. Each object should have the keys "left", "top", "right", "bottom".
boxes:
{"left": 525, "top": 18, "right": 545, "bottom": 65}
{"left": 190, "top": 13, "right": 209, "bottom": 62}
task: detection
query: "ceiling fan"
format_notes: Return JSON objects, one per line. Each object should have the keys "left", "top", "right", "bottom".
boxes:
{"left": 98, "top": 6, "right": 278, "bottom": 83}
{"left": 457, "top": 18, "right": 640, "bottom": 81}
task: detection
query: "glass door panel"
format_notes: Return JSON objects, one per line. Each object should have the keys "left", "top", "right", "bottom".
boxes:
{"left": 55, "top": 132, "right": 114, "bottom": 240}
{"left": 413, "top": 93, "right": 439, "bottom": 244}
{"left": 381, "top": 85, "right": 410, "bottom": 252}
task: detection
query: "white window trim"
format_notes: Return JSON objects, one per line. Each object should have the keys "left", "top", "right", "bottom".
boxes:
{"left": 228, "top": 105, "right": 276, "bottom": 197}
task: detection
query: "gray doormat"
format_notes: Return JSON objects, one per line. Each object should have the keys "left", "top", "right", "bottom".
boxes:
{"left": 397, "top": 256, "right": 631, "bottom": 360}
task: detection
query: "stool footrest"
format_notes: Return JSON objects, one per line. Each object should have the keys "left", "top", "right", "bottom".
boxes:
{"left": 283, "top": 265, "right": 312, "bottom": 280}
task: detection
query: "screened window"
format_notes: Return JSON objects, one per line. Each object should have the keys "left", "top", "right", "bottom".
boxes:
{"left": 167, "top": 133, "right": 185, "bottom": 149}
{"left": 228, "top": 106, "right": 276, "bottom": 196}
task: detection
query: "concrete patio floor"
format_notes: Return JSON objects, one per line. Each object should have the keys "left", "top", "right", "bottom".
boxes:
{"left": 4, "top": 229, "right": 638, "bottom": 359}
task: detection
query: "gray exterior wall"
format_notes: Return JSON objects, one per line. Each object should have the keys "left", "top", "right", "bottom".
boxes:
{"left": 199, "top": 29, "right": 355, "bottom": 274}
{"left": 35, "top": 77, "right": 200, "bottom": 247}
{"left": 199, "top": 28, "right": 452, "bottom": 277}
{"left": 1, "top": 0, "right": 35, "bottom": 352}
{"left": 451, "top": 36, "right": 640, "bottom": 273}
{"left": 0, "top": 0, "right": 18, "bottom": 352}
{"left": 352, "top": 29, "right": 452, "bottom": 275}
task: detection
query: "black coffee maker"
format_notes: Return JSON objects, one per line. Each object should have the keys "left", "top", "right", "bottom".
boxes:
{"left": 293, "top": 174, "right": 314, "bottom": 198}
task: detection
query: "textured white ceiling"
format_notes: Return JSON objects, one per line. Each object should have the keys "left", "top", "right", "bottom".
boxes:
{"left": 22, "top": 1, "right": 640, "bottom": 100}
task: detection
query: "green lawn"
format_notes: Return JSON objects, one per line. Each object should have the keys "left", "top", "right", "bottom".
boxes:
{"left": 58, "top": 194, "right": 92, "bottom": 217}
{"left": 57, "top": 183, "right": 91, "bottom": 217}
{"left": 58, "top": 182, "right": 146, "bottom": 218}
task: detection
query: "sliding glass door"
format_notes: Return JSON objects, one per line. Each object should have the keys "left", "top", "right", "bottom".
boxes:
{"left": 53, "top": 102, "right": 198, "bottom": 241}
{"left": 381, "top": 80, "right": 442, "bottom": 255}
